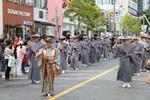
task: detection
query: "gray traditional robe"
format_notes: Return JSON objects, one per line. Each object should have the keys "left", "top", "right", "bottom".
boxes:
{"left": 89, "top": 40, "right": 97, "bottom": 64}
{"left": 58, "top": 42, "right": 68, "bottom": 70}
{"left": 114, "top": 44, "right": 133, "bottom": 82}
{"left": 81, "top": 39, "right": 90, "bottom": 66}
{"left": 96, "top": 39, "right": 103, "bottom": 61}
{"left": 70, "top": 41, "right": 81, "bottom": 69}
{"left": 138, "top": 40, "right": 149, "bottom": 71}
{"left": 102, "top": 38, "right": 109, "bottom": 59}
{"left": 130, "top": 43, "right": 143, "bottom": 74}
{"left": 28, "top": 41, "right": 45, "bottom": 82}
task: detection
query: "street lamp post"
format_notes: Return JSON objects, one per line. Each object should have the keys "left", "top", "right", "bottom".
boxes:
{"left": 113, "top": 0, "right": 116, "bottom": 35}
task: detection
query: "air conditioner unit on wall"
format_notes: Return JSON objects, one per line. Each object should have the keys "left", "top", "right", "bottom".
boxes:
{"left": 39, "top": 10, "right": 44, "bottom": 19}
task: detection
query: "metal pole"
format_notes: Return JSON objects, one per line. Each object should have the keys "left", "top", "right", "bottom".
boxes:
{"left": 143, "top": 15, "right": 145, "bottom": 32}
{"left": 55, "top": 6, "right": 59, "bottom": 39}
{"left": 113, "top": 0, "right": 116, "bottom": 34}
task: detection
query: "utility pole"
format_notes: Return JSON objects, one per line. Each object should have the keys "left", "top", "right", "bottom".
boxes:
{"left": 113, "top": 0, "right": 116, "bottom": 35}
{"left": 55, "top": 6, "right": 59, "bottom": 39}
{"left": 143, "top": 15, "right": 145, "bottom": 32}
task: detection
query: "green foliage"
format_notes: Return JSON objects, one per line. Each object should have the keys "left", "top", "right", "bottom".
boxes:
{"left": 64, "top": 0, "right": 106, "bottom": 31}
{"left": 120, "top": 14, "right": 141, "bottom": 33}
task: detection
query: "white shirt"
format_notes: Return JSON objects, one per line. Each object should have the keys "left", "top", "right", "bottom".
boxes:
{"left": 4, "top": 47, "right": 13, "bottom": 60}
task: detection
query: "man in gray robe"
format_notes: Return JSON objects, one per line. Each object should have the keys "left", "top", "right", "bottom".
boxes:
{"left": 130, "top": 38, "right": 143, "bottom": 76}
{"left": 96, "top": 38, "right": 103, "bottom": 62}
{"left": 102, "top": 37, "right": 109, "bottom": 60}
{"left": 69, "top": 36, "right": 81, "bottom": 70}
{"left": 138, "top": 36, "right": 149, "bottom": 72}
{"left": 113, "top": 36, "right": 133, "bottom": 88}
{"left": 57, "top": 36, "right": 68, "bottom": 73}
{"left": 89, "top": 37, "right": 97, "bottom": 64}
{"left": 81, "top": 36, "right": 90, "bottom": 67}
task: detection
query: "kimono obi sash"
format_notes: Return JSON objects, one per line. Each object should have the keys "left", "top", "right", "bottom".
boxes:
{"left": 45, "top": 48, "right": 54, "bottom": 60}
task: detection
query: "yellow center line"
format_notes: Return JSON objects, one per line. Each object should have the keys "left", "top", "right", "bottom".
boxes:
{"left": 48, "top": 65, "right": 118, "bottom": 100}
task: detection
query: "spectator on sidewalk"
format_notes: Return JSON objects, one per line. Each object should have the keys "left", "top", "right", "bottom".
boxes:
{"left": 16, "top": 41, "right": 27, "bottom": 76}
{"left": 0, "top": 39, "right": 5, "bottom": 77}
{"left": 22, "top": 55, "right": 29, "bottom": 74}
{"left": 4, "top": 39, "right": 14, "bottom": 80}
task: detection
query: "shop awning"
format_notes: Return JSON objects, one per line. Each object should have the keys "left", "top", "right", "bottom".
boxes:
{"left": 35, "top": 21, "right": 56, "bottom": 26}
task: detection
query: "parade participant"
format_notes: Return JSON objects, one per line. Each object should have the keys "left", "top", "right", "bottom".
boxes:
{"left": 96, "top": 37, "right": 103, "bottom": 62}
{"left": 57, "top": 36, "right": 68, "bottom": 74}
{"left": 143, "top": 35, "right": 150, "bottom": 85}
{"left": 40, "top": 35, "right": 47, "bottom": 45}
{"left": 0, "top": 39, "right": 4, "bottom": 77}
{"left": 130, "top": 37, "right": 143, "bottom": 76}
{"left": 113, "top": 36, "right": 133, "bottom": 88}
{"left": 41, "top": 37, "right": 59, "bottom": 97}
{"left": 89, "top": 37, "right": 97, "bottom": 65}
{"left": 4, "top": 39, "right": 14, "bottom": 80}
{"left": 139, "top": 35, "right": 149, "bottom": 72}
{"left": 81, "top": 36, "right": 90, "bottom": 67}
{"left": 27, "top": 34, "right": 45, "bottom": 84}
{"left": 102, "top": 37, "right": 110, "bottom": 61}
{"left": 69, "top": 35, "right": 80, "bottom": 70}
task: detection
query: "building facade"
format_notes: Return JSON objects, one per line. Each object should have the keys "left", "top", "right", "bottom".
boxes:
{"left": 0, "top": 0, "right": 3, "bottom": 38}
{"left": 143, "top": 0, "right": 150, "bottom": 10}
{"left": 48, "top": 0, "right": 64, "bottom": 38}
{"left": 2, "top": 0, "right": 34, "bottom": 38}
{"left": 137, "top": 0, "right": 144, "bottom": 15}
{"left": 34, "top": 0, "right": 55, "bottom": 36}
{"left": 96, "top": 0, "right": 138, "bottom": 34}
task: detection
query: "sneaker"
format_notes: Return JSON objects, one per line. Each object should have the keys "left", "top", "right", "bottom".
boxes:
{"left": 122, "top": 83, "right": 127, "bottom": 88}
{"left": 74, "top": 68, "right": 78, "bottom": 71}
{"left": 47, "top": 94, "right": 52, "bottom": 98}
{"left": 62, "top": 70, "right": 65, "bottom": 74}
{"left": 136, "top": 73, "right": 141, "bottom": 76}
{"left": 36, "top": 81, "right": 40, "bottom": 84}
{"left": 29, "top": 80, "right": 35, "bottom": 84}
{"left": 127, "top": 83, "right": 131, "bottom": 88}
{"left": 83, "top": 64, "right": 87, "bottom": 67}
{"left": 146, "top": 70, "right": 150, "bottom": 72}
{"left": 104, "top": 58, "right": 107, "bottom": 61}
{"left": 2, "top": 75, "right": 5, "bottom": 78}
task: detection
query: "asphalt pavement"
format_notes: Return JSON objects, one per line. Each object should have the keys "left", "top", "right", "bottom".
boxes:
{"left": 0, "top": 56, "right": 150, "bottom": 100}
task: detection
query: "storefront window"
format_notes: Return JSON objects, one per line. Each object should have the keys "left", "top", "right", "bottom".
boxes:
{"left": 7, "top": 0, "right": 34, "bottom": 6}
{"left": 15, "top": 0, "right": 20, "bottom": 3}
{"left": 8, "top": 0, "right": 14, "bottom": 2}
{"left": 34, "top": 0, "right": 47, "bottom": 9}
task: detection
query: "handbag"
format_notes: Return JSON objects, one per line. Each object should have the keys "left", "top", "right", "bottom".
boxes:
{"left": 144, "top": 58, "right": 150, "bottom": 71}
{"left": 8, "top": 55, "right": 16, "bottom": 67}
